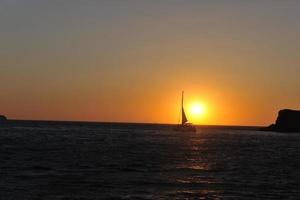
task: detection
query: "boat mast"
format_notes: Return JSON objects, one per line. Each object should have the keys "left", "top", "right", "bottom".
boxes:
{"left": 181, "top": 91, "right": 184, "bottom": 116}
{"left": 181, "top": 91, "right": 188, "bottom": 125}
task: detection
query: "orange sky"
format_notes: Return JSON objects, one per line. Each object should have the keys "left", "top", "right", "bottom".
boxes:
{"left": 1, "top": 1, "right": 300, "bottom": 125}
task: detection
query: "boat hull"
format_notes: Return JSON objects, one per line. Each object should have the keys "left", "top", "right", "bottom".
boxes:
{"left": 173, "top": 125, "right": 196, "bottom": 132}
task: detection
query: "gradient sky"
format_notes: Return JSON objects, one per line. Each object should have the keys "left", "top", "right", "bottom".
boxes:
{"left": 1, "top": 0, "right": 300, "bottom": 125}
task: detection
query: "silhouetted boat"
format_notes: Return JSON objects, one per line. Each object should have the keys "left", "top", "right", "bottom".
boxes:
{"left": 174, "top": 91, "right": 196, "bottom": 132}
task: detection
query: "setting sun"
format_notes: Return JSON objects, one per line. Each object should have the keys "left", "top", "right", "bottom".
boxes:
{"left": 190, "top": 103, "right": 205, "bottom": 115}
{"left": 187, "top": 102, "right": 207, "bottom": 124}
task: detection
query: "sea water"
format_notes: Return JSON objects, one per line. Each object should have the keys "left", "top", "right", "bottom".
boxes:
{"left": 0, "top": 121, "right": 299, "bottom": 199}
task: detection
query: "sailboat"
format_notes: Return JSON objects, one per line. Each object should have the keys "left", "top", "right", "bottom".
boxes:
{"left": 174, "top": 91, "right": 196, "bottom": 132}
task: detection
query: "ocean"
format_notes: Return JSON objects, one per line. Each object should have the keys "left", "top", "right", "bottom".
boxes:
{"left": 0, "top": 121, "right": 299, "bottom": 199}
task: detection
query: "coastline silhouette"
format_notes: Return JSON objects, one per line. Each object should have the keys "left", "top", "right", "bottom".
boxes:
{"left": 262, "top": 109, "right": 300, "bottom": 132}
{"left": 0, "top": 115, "right": 7, "bottom": 122}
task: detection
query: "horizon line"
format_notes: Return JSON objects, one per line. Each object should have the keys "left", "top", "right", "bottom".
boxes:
{"left": 5, "top": 118, "right": 263, "bottom": 128}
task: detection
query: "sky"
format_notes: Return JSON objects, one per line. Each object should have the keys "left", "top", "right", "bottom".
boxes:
{"left": 1, "top": 0, "right": 300, "bottom": 125}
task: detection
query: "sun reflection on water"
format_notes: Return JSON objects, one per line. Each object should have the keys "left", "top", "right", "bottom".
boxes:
{"left": 170, "top": 132, "right": 224, "bottom": 199}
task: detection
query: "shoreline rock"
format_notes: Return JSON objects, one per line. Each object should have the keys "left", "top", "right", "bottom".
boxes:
{"left": 261, "top": 109, "right": 300, "bottom": 132}
{"left": 0, "top": 115, "right": 7, "bottom": 122}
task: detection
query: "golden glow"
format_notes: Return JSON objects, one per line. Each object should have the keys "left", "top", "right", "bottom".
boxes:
{"left": 190, "top": 103, "right": 205, "bottom": 115}
{"left": 2, "top": 2, "right": 299, "bottom": 126}
{"left": 187, "top": 102, "right": 207, "bottom": 124}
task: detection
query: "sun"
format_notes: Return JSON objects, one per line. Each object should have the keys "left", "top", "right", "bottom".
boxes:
{"left": 187, "top": 102, "right": 206, "bottom": 123}
{"left": 190, "top": 102, "right": 205, "bottom": 116}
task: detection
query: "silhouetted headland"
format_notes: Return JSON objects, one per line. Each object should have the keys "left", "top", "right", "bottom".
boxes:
{"left": 261, "top": 109, "right": 300, "bottom": 132}
{"left": 0, "top": 115, "right": 7, "bottom": 122}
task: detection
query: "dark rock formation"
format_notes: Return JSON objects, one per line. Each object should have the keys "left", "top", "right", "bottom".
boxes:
{"left": 261, "top": 109, "right": 300, "bottom": 132}
{"left": 0, "top": 115, "right": 7, "bottom": 122}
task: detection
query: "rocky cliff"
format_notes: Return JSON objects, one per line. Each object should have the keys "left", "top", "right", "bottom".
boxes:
{"left": 0, "top": 115, "right": 7, "bottom": 122}
{"left": 262, "top": 109, "right": 300, "bottom": 132}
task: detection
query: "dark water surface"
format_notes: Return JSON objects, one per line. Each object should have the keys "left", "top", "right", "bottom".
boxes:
{"left": 0, "top": 121, "right": 299, "bottom": 199}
